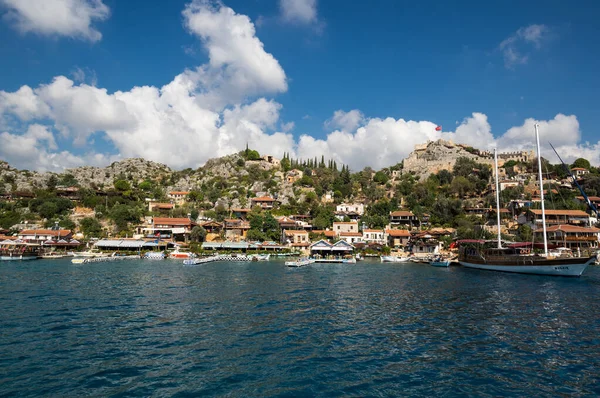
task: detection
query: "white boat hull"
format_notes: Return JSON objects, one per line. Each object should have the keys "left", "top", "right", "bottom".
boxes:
{"left": 1, "top": 255, "right": 38, "bottom": 261}
{"left": 459, "top": 259, "right": 593, "bottom": 277}
{"left": 381, "top": 256, "right": 410, "bottom": 263}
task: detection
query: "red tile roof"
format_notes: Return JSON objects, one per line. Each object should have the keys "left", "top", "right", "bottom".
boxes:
{"left": 529, "top": 209, "right": 589, "bottom": 217}
{"left": 364, "top": 229, "right": 384, "bottom": 233}
{"left": 20, "top": 229, "right": 72, "bottom": 237}
{"left": 152, "top": 203, "right": 174, "bottom": 209}
{"left": 390, "top": 211, "right": 415, "bottom": 217}
{"left": 252, "top": 196, "right": 276, "bottom": 202}
{"left": 153, "top": 217, "right": 193, "bottom": 226}
{"left": 385, "top": 229, "right": 411, "bottom": 237}
{"left": 339, "top": 232, "right": 363, "bottom": 237}
{"left": 169, "top": 191, "right": 189, "bottom": 195}
{"left": 284, "top": 230, "right": 309, "bottom": 235}
{"left": 535, "top": 225, "right": 600, "bottom": 233}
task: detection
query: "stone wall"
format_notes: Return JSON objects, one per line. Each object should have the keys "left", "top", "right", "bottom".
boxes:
{"left": 403, "top": 139, "right": 534, "bottom": 179}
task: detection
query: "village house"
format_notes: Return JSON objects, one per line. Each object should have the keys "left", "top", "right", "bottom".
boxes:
{"left": 250, "top": 196, "right": 277, "bottom": 210}
{"left": 338, "top": 232, "right": 363, "bottom": 244}
{"left": 534, "top": 225, "right": 600, "bottom": 253}
{"left": 332, "top": 221, "right": 359, "bottom": 236}
{"left": 389, "top": 210, "right": 420, "bottom": 229}
{"left": 386, "top": 229, "right": 411, "bottom": 248}
{"left": 520, "top": 209, "right": 591, "bottom": 229}
{"left": 309, "top": 239, "right": 354, "bottom": 257}
{"left": 410, "top": 238, "right": 442, "bottom": 256}
{"left": 575, "top": 196, "right": 600, "bottom": 213}
{"left": 321, "top": 191, "right": 335, "bottom": 204}
{"left": 140, "top": 217, "right": 197, "bottom": 242}
{"left": 286, "top": 169, "right": 303, "bottom": 183}
{"left": 148, "top": 202, "right": 174, "bottom": 213}
{"left": 18, "top": 229, "right": 73, "bottom": 244}
{"left": 223, "top": 218, "right": 251, "bottom": 240}
{"left": 336, "top": 203, "right": 365, "bottom": 215}
{"left": 168, "top": 191, "right": 189, "bottom": 205}
{"left": 312, "top": 230, "right": 337, "bottom": 241}
{"left": 289, "top": 214, "right": 312, "bottom": 230}
{"left": 278, "top": 216, "right": 303, "bottom": 242}
{"left": 231, "top": 208, "right": 251, "bottom": 220}
{"left": 199, "top": 220, "right": 223, "bottom": 237}
{"left": 261, "top": 155, "right": 280, "bottom": 166}
{"left": 571, "top": 167, "right": 590, "bottom": 178}
{"left": 499, "top": 180, "right": 521, "bottom": 191}
{"left": 362, "top": 229, "right": 386, "bottom": 245}
{"left": 464, "top": 207, "right": 488, "bottom": 218}
{"left": 283, "top": 230, "right": 310, "bottom": 248}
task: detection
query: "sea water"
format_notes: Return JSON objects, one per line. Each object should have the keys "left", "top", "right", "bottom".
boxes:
{"left": 1, "top": 259, "right": 600, "bottom": 397}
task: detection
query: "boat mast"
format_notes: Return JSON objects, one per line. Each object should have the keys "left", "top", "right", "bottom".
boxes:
{"left": 534, "top": 123, "right": 549, "bottom": 256}
{"left": 494, "top": 148, "right": 502, "bottom": 249}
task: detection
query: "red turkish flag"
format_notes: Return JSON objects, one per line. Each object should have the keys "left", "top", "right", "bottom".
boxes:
{"left": 435, "top": 125, "right": 442, "bottom": 131}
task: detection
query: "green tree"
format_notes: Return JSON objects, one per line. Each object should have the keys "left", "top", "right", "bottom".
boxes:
{"left": 38, "top": 202, "right": 59, "bottom": 219}
{"left": 187, "top": 190, "right": 204, "bottom": 202}
{"left": 58, "top": 174, "right": 79, "bottom": 187}
{"left": 114, "top": 179, "right": 131, "bottom": 191}
{"left": 436, "top": 169, "right": 453, "bottom": 185}
{"left": 450, "top": 176, "right": 474, "bottom": 198}
{"left": 373, "top": 171, "right": 389, "bottom": 185}
{"left": 110, "top": 204, "right": 140, "bottom": 231}
{"left": 517, "top": 224, "right": 533, "bottom": 242}
{"left": 46, "top": 175, "right": 58, "bottom": 191}
{"left": 262, "top": 212, "right": 280, "bottom": 241}
{"left": 138, "top": 180, "right": 153, "bottom": 191}
{"left": 79, "top": 217, "right": 103, "bottom": 237}
{"left": 572, "top": 158, "right": 591, "bottom": 170}
{"left": 190, "top": 226, "right": 207, "bottom": 242}
{"left": 246, "top": 229, "right": 265, "bottom": 241}
{"left": 280, "top": 157, "right": 291, "bottom": 172}
{"left": 245, "top": 149, "right": 261, "bottom": 161}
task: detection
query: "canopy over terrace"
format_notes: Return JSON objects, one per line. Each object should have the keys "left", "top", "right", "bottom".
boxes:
{"left": 94, "top": 239, "right": 171, "bottom": 251}
{"left": 201, "top": 241, "right": 287, "bottom": 252}
{"left": 42, "top": 239, "right": 81, "bottom": 247}
{"left": 309, "top": 239, "right": 355, "bottom": 256}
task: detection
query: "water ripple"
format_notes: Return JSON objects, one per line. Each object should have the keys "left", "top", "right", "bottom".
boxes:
{"left": 1, "top": 260, "right": 600, "bottom": 396}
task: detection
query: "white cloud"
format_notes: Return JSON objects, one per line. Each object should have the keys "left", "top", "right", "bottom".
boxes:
{"left": 324, "top": 109, "right": 364, "bottom": 133}
{"left": 1, "top": 3, "right": 597, "bottom": 173}
{"left": 183, "top": 0, "right": 287, "bottom": 108}
{"left": 0, "top": 85, "right": 51, "bottom": 121}
{"left": 499, "top": 24, "right": 549, "bottom": 69}
{"left": 0, "top": 124, "right": 86, "bottom": 171}
{"left": 1, "top": 0, "right": 110, "bottom": 42}
{"left": 279, "top": 0, "right": 317, "bottom": 24}
{"left": 442, "top": 112, "right": 495, "bottom": 150}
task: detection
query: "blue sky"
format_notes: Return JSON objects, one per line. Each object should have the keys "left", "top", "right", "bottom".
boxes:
{"left": 1, "top": 0, "right": 599, "bottom": 171}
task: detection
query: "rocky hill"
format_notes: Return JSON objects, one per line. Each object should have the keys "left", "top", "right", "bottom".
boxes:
{"left": 403, "top": 139, "right": 534, "bottom": 179}
{"left": 66, "top": 158, "right": 173, "bottom": 189}
{"left": 1, "top": 140, "right": 534, "bottom": 207}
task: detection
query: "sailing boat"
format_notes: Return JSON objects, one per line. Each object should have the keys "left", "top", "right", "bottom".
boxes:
{"left": 458, "top": 124, "right": 596, "bottom": 277}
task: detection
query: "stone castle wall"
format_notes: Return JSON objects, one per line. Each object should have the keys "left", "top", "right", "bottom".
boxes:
{"left": 402, "top": 140, "right": 533, "bottom": 179}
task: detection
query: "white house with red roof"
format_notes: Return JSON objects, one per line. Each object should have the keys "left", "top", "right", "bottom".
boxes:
{"left": 362, "top": 229, "right": 386, "bottom": 245}
{"left": 140, "top": 217, "right": 197, "bottom": 241}
{"left": 18, "top": 229, "right": 73, "bottom": 244}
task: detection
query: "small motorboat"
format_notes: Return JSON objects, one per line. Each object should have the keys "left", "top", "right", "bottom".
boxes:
{"left": 430, "top": 256, "right": 450, "bottom": 267}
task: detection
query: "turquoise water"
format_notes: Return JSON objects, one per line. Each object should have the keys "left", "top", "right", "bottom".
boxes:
{"left": 1, "top": 259, "right": 600, "bottom": 397}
